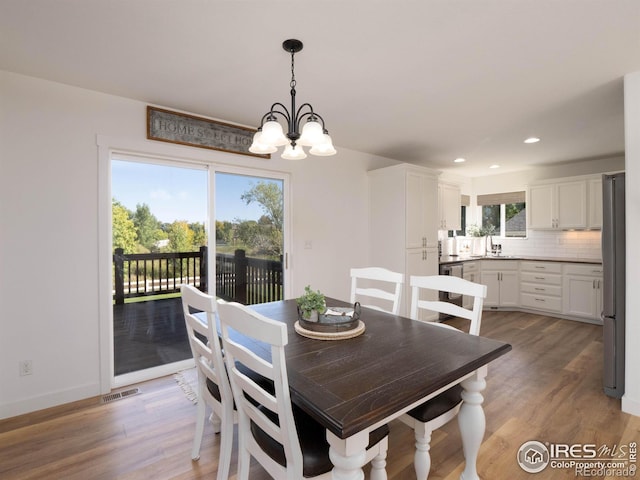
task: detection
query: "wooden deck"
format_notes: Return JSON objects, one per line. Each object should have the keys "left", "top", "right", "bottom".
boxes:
{"left": 113, "top": 297, "right": 191, "bottom": 375}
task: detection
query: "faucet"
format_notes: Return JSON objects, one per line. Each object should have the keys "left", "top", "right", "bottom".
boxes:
{"left": 486, "top": 235, "right": 493, "bottom": 256}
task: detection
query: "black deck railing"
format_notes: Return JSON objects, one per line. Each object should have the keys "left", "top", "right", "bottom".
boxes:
{"left": 215, "top": 249, "right": 284, "bottom": 305}
{"left": 113, "top": 247, "right": 283, "bottom": 305}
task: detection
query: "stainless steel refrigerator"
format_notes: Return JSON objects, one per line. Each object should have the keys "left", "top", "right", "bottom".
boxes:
{"left": 602, "top": 172, "right": 625, "bottom": 398}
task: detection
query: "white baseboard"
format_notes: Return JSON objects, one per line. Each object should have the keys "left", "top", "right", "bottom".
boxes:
{"left": 0, "top": 382, "right": 100, "bottom": 420}
{"left": 621, "top": 394, "right": 640, "bottom": 417}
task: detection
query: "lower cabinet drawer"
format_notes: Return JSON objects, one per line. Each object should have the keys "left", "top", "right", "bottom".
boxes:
{"left": 521, "top": 293, "right": 562, "bottom": 312}
{"left": 520, "top": 272, "right": 562, "bottom": 285}
{"left": 520, "top": 283, "right": 562, "bottom": 296}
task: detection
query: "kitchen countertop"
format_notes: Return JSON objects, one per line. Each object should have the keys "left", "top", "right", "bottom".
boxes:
{"left": 439, "top": 254, "right": 602, "bottom": 265}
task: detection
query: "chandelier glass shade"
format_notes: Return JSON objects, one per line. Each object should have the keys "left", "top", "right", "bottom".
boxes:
{"left": 249, "top": 39, "right": 336, "bottom": 159}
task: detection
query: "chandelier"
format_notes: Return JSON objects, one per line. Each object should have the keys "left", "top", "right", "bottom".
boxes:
{"left": 249, "top": 39, "right": 336, "bottom": 160}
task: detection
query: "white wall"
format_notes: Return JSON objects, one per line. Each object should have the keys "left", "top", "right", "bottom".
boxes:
{"left": 622, "top": 72, "right": 640, "bottom": 416}
{"left": 0, "top": 70, "right": 398, "bottom": 418}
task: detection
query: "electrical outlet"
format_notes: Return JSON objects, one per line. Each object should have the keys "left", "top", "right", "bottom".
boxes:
{"left": 19, "top": 360, "right": 33, "bottom": 376}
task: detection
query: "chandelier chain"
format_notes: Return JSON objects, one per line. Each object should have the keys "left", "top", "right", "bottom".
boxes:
{"left": 290, "top": 50, "right": 296, "bottom": 89}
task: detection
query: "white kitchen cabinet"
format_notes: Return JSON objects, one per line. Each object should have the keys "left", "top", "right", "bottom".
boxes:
{"left": 406, "top": 248, "right": 439, "bottom": 321}
{"left": 528, "top": 180, "right": 587, "bottom": 230}
{"left": 520, "top": 262, "right": 563, "bottom": 313}
{"left": 438, "top": 182, "right": 461, "bottom": 231}
{"left": 462, "top": 261, "right": 479, "bottom": 309}
{"left": 480, "top": 260, "right": 519, "bottom": 307}
{"left": 562, "top": 264, "right": 604, "bottom": 322}
{"left": 588, "top": 177, "right": 603, "bottom": 229}
{"left": 369, "top": 164, "right": 440, "bottom": 317}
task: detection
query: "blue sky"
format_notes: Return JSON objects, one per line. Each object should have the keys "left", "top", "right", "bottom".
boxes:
{"left": 112, "top": 160, "right": 279, "bottom": 224}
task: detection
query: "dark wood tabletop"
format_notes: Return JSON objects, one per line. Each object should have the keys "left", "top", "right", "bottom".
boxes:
{"left": 249, "top": 298, "right": 512, "bottom": 439}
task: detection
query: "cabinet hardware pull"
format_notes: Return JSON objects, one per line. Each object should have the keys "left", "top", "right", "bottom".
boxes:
{"left": 535, "top": 288, "right": 545, "bottom": 291}
{"left": 535, "top": 298, "right": 545, "bottom": 302}
{"left": 534, "top": 277, "right": 545, "bottom": 280}
{"left": 535, "top": 266, "right": 545, "bottom": 269}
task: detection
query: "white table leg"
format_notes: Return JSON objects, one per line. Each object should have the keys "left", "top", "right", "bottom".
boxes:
{"left": 327, "top": 430, "right": 367, "bottom": 480}
{"left": 458, "top": 367, "right": 488, "bottom": 480}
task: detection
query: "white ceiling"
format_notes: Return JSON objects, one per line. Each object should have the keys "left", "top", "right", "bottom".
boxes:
{"left": 2, "top": 0, "right": 639, "bottom": 177}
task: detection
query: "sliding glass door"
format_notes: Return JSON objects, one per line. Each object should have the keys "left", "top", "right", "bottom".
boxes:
{"left": 214, "top": 172, "right": 285, "bottom": 305}
{"left": 105, "top": 150, "right": 290, "bottom": 386}
{"left": 111, "top": 157, "right": 208, "bottom": 377}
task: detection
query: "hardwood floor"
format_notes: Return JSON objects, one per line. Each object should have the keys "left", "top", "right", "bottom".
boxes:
{"left": 2, "top": 311, "right": 639, "bottom": 479}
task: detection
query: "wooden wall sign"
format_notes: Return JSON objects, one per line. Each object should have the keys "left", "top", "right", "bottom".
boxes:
{"left": 147, "top": 106, "right": 269, "bottom": 159}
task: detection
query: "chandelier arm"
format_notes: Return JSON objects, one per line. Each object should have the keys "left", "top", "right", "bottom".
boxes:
{"left": 259, "top": 107, "right": 291, "bottom": 128}
{"left": 269, "top": 103, "right": 291, "bottom": 123}
{"left": 297, "top": 110, "right": 328, "bottom": 133}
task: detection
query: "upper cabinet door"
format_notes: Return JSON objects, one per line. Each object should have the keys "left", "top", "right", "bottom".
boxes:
{"left": 438, "top": 183, "right": 461, "bottom": 231}
{"left": 528, "top": 184, "right": 555, "bottom": 229}
{"left": 406, "top": 171, "right": 438, "bottom": 249}
{"left": 406, "top": 171, "right": 425, "bottom": 249}
{"left": 528, "top": 179, "right": 588, "bottom": 230}
{"left": 588, "top": 177, "right": 603, "bottom": 229}
{"left": 556, "top": 181, "right": 587, "bottom": 229}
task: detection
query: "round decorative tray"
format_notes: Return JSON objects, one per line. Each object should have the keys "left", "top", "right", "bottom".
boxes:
{"left": 297, "top": 303, "right": 362, "bottom": 333}
{"left": 295, "top": 303, "right": 363, "bottom": 340}
{"left": 294, "top": 320, "right": 365, "bottom": 340}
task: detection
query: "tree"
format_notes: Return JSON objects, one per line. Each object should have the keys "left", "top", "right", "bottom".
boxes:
{"left": 132, "top": 203, "right": 161, "bottom": 250}
{"left": 190, "top": 222, "right": 207, "bottom": 248}
{"left": 506, "top": 202, "right": 525, "bottom": 221}
{"left": 112, "top": 199, "right": 137, "bottom": 253}
{"left": 234, "top": 220, "right": 259, "bottom": 247}
{"left": 167, "top": 220, "right": 194, "bottom": 252}
{"left": 241, "top": 181, "right": 283, "bottom": 231}
{"left": 240, "top": 181, "right": 284, "bottom": 256}
{"left": 215, "top": 220, "right": 234, "bottom": 244}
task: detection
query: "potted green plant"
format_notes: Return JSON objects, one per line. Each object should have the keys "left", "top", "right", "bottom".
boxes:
{"left": 467, "top": 223, "right": 496, "bottom": 255}
{"left": 296, "top": 285, "right": 327, "bottom": 322}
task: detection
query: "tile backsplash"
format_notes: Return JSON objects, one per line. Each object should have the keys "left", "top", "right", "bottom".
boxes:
{"left": 453, "top": 230, "right": 602, "bottom": 260}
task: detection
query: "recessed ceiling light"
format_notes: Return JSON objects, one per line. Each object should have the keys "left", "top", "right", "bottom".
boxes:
{"left": 489, "top": 164, "right": 500, "bottom": 169}
{"left": 524, "top": 137, "right": 540, "bottom": 144}
{"left": 454, "top": 158, "right": 466, "bottom": 163}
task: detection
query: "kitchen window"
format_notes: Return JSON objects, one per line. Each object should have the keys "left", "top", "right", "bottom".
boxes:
{"left": 478, "top": 192, "right": 526, "bottom": 238}
{"left": 450, "top": 194, "right": 469, "bottom": 237}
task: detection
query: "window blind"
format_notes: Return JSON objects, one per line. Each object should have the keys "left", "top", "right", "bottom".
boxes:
{"left": 461, "top": 194, "right": 470, "bottom": 206}
{"left": 476, "top": 191, "right": 525, "bottom": 206}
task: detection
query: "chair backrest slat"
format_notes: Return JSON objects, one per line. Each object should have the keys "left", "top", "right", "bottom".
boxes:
{"left": 409, "top": 275, "right": 487, "bottom": 336}
{"left": 350, "top": 266, "right": 404, "bottom": 314}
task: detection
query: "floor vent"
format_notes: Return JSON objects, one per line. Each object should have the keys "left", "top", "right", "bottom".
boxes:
{"left": 101, "top": 387, "right": 141, "bottom": 404}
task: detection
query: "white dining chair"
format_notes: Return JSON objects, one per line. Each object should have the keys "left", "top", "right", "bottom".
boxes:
{"left": 180, "top": 285, "right": 236, "bottom": 480}
{"left": 399, "top": 274, "right": 487, "bottom": 480}
{"left": 350, "top": 266, "right": 404, "bottom": 314}
{"left": 217, "top": 300, "right": 389, "bottom": 480}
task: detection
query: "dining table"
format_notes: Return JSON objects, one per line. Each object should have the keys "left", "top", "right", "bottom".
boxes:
{"left": 236, "top": 297, "right": 512, "bottom": 480}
